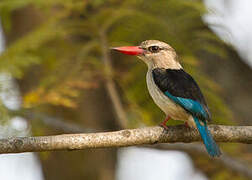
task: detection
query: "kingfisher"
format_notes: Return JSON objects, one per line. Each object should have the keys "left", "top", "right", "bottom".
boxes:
{"left": 112, "top": 40, "right": 221, "bottom": 157}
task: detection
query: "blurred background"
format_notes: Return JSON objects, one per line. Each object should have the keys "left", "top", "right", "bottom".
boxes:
{"left": 0, "top": 0, "right": 251, "bottom": 179}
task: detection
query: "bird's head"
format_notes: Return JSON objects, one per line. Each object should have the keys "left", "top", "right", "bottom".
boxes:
{"left": 112, "top": 40, "right": 182, "bottom": 69}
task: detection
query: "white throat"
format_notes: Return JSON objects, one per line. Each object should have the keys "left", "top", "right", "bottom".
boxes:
{"left": 152, "top": 58, "right": 182, "bottom": 69}
{"left": 139, "top": 54, "right": 182, "bottom": 70}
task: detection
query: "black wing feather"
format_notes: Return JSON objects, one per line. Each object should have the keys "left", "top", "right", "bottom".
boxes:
{"left": 152, "top": 68, "right": 211, "bottom": 120}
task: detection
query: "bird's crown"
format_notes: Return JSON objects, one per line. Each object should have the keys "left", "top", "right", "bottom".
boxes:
{"left": 140, "top": 40, "right": 175, "bottom": 53}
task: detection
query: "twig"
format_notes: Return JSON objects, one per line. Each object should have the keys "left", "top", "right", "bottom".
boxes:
{"left": 10, "top": 110, "right": 95, "bottom": 133}
{"left": 26, "top": 112, "right": 95, "bottom": 133}
{"left": 99, "top": 31, "right": 128, "bottom": 128}
{"left": 0, "top": 125, "right": 251, "bottom": 154}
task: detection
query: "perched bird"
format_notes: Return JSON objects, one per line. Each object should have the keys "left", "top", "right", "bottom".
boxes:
{"left": 112, "top": 40, "right": 221, "bottom": 157}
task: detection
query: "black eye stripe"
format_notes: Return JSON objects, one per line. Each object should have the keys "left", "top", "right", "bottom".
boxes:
{"left": 148, "top": 46, "right": 161, "bottom": 53}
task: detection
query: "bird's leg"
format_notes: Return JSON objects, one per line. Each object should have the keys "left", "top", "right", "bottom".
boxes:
{"left": 159, "top": 116, "right": 171, "bottom": 130}
{"left": 184, "top": 121, "right": 189, "bottom": 128}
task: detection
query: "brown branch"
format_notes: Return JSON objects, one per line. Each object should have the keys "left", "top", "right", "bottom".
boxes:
{"left": 99, "top": 31, "right": 128, "bottom": 128}
{"left": 0, "top": 125, "right": 251, "bottom": 154}
{"left": 20, "top": 111, "right": 252, "bottom": 178}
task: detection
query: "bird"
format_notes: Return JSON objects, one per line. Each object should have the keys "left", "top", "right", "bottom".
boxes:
{"left": 112, "top": 40, "right": 221, "bottom": 157}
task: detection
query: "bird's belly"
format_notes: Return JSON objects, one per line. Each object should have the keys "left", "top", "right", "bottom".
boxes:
{"left": 146, "top": 70, "right": 189, "bottom": 121}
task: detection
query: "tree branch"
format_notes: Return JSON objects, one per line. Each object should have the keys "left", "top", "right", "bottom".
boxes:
{"left": 0, "top": 125, "right": 251, "bottom": 154}
{"left": 99, "top": 31, "right": 128, "bottom": 128}
{"left": 27, "top": 111, "right": 95, "bottom": 133}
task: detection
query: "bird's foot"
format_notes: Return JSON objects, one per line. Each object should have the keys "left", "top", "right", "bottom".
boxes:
{"left": 184, "top": 121, "right": 190, "bottom": 128}
{"left": 160, "top": 122, "right": 168, "bottom": 130}
{"left": 159, "top": 116, "right": 171, "bottom": 130}
{"left": 184, "top": 121, "right": 189, "bottom": 127}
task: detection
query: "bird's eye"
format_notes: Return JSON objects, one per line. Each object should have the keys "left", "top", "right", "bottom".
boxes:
{"left": 148, "top": 46, "right": 160, "bottom": 53}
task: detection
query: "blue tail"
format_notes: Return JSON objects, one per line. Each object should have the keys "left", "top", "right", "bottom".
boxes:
{"left": 193, "top": 116, "right": 221, "bottom": 157}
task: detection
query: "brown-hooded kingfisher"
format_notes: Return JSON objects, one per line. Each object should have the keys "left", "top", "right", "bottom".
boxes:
{"left": 112, "top": 40, "right": 221, "bottom": 157}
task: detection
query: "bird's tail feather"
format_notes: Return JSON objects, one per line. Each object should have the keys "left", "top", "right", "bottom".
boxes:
{"left": 193, "top": 116, "right": 221, "bottom": 157}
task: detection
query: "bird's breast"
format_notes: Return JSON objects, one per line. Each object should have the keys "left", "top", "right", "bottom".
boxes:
{"left": 146, "top": 69, "right": 189, "bottom": 121}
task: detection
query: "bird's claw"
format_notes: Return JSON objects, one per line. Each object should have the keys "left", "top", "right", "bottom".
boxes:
{"left": 159, "top": 116, "right": 171, "bottom": 130}
{"left": 184, "top": 122, "right": 191, "bottom": 129}
{"left": 159, "top": 122, "right": 169, "bottom": 130}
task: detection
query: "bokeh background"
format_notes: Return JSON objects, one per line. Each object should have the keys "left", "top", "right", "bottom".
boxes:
{"left": 0, "top": 0, "right": 252, "bottom": 179}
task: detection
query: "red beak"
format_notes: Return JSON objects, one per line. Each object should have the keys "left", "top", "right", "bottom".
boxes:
{"left": 112, "top": 46, "right": 144, "bottom": 55}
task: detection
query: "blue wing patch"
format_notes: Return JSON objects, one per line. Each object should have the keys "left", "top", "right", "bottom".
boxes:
{"left": 164, "top": 91, "right": 209, "bottom": 120}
